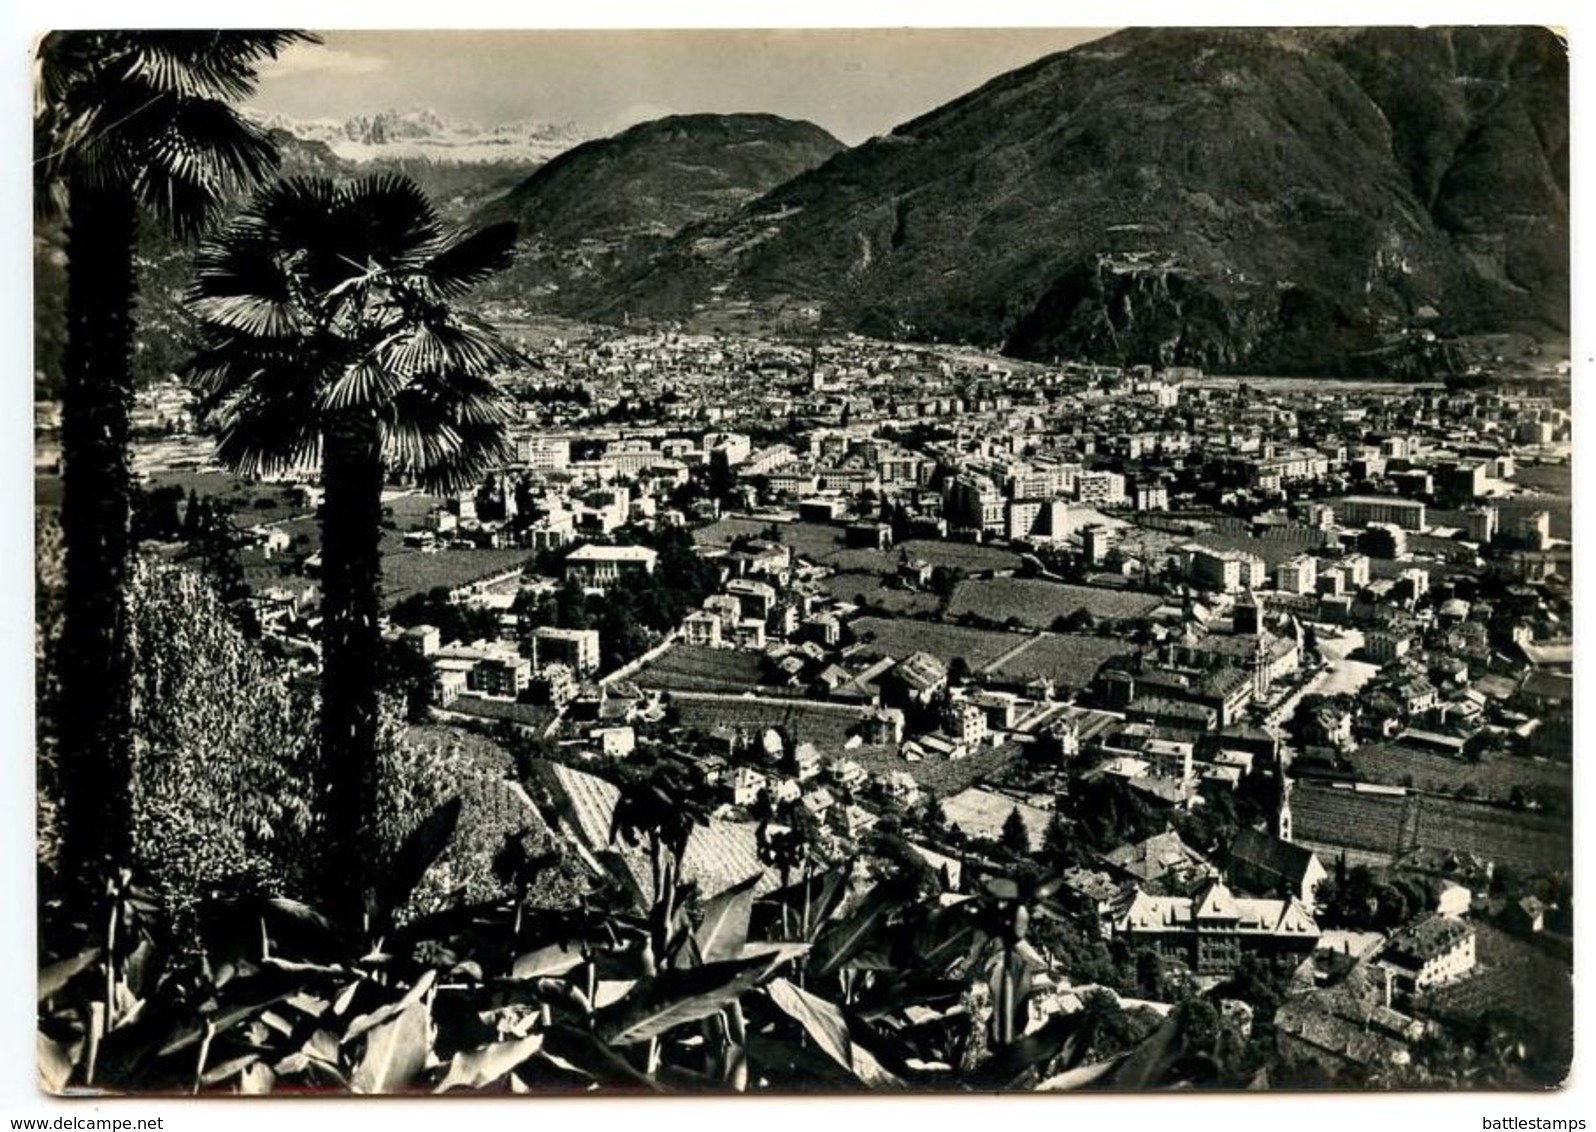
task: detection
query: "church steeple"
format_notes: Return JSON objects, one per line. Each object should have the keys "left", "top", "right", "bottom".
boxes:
{"left": 1276, "top": 772, "right": 1294, "bottom": 843}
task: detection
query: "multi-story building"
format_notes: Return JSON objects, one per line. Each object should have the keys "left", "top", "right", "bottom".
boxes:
{"left": 516, "top": 434, "right": 571, "bottom": 471}
{"left": 530, "top": 626, "right": 601, "bottom": 676}
{"left": 1378, "top": 916, "right": 1477, "bottom": 994}
{"left": 468, "top": 649, "right": 532, "bottom": 699}
{"left": 1076, "top": 469, "right": 1127, "bottom": 507}
{"left": 1364, "top": 625, "right": 1414, "bottom": 663}
{"left": 727, "top": 578, "right": 778, "bottom": 621}
{"left": 945, "top": 473, "right": 1006, "bottom": 534}
{"left": 682, "top": 609, "right": 724, "bottom": 649}
{"left": 1340, "top": 553, "right": 1372, "bottom": 588}
{"left": 705, "top": 431, "right": 752, "bottom": 467}
{"left": 1454, "top": 506, "right": 1499, "bottom": 544}
{"left": 1336, "top": 496, "right": 1427, "bottom": 531}
{"left": 564, "top": 544, "right": 659, "bottom": 589}
{"left": 1114, "top": 876, "right": 1320, "bottom": 975}
{"left": 1133, "top": 480, "right": 1169, "bottom": 512}
{"left": 946, "top": 700, "right": 989, "bottom": 745}
{"left": 1189, "top": 546, "right": 1267, "bottom": 594}
{"left": 1276, "top": 554, "right": 1318, "bottom": 596}
{"left": 1081, "top": 524, "right": 1117, "bottom": 566}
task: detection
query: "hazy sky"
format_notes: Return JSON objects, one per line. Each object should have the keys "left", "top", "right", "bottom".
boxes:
{"left": 246, "top": 28, "right": 1111, "bottom": 144}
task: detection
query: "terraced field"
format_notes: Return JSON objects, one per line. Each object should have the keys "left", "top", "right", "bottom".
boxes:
{"left": 1292, "top": 781, "right": 1572, "bottom": 876}
{"left": 986, "top": 633, "right": 1134, "bottom": 689}
{"left": 1351, "top": 743, "right": 1571, "bottom": 805}
{"left": 897, "top": 539, "right": 1022, "bottom": 574}
{"left": 845, "top": 741, "right": 1025, "bottom": 797}
{"left": 694, "top": 519, "right": 1021, "bottom": 576}
{"left": 671, "top": 695, "right": 880, "bottom": 751}
{"left": 816, "top": 571, "right": 941, "bottom": 616}
{"left": 1412, "top": 796, "right": 1572, "bottom": 875}
{"left": 1423, "top": 924, "right": 1572, "bottom": 1074}
{"left": 1289, "top": 782, "right": 1415, "bottom": 861}
{"left": 382, "top": 548, "right": 538, "bottom": 606}
{"left": 441, "top": 696, "right": 558, "bottom": 733}
{"left": 632, "top": 644, "right": 771, "bottom": 692}
{"left": 946, "top": 577, "right": 1160, "bottom": 629}
{"left": 849, "top": 617, "right": 1024, "bottom": 670}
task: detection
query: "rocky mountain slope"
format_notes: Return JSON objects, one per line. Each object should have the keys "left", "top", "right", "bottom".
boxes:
{"left": 472, "top": 113, "right": 844, "bottom": 313}
{"left": 596, "top": 27, "right": 1567, "bottom": 374}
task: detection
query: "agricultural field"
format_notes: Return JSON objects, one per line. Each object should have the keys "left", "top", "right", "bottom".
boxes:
{"left": 670, "top": 694, "right": 880, "bottom": 751}
{"left": 1411, "top": 795, "right": 1572, "bottom": 875}
{"left": 896, "top": 539, "right": 1021, "bottom": 574}
{"left": 381, "top": 548, "right": 537, "bottom": 606}
{"left": 845, "top": 740, "right": 1025, "bottom": 798}
{"left": 1289, "top": 782, "right": 1415, "bottom": 861}
{"left": 946, "top": 577, "right": 1160, "bottom": 629}
{"left": 1495, "top": 494, "right": 1571, "bottom": 540}
{"left": 816, "top": 572, "right": 941, "bottom": 617}
{"left": 986, "top": 633, "right": 1135, "bottom": 688}
{"left": 383, "top": 490, "right": 443, "bottom": 531}
{"left": 146, "top": 470, "right": 304, "bottom": 515}
{"left": 439, "top": 696, "right": 558, "bottom": 733}
{"left": 849, "top": 616, "right": 1026, "bottom": 670}
{"left": 941, "top": 786, "right": 1050, "bottom": 850}
{"left": 693, "top": 516, "right": 776, "bottom": 546}
{"left": 694, "top": 519, "right": 1021, "bottom": 576}
{"left": 1186, "top": 531, "right": 1323, "bottom": 571}
{"left": 1351, "top": 743, "right": 1572, "bottom": 805}
{"left": 1423, "top": 923, "right": 1572, "bottom": 1071}
{"left": 632, "top": 644, "right": 771, "bottom": 692}
{"left": 400, "top": 723, "right": 516, "bottom": 777}
{"left": 1510, "top": 464, "right": 1571, "bottom": 494}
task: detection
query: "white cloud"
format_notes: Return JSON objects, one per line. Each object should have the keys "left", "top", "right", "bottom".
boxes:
{"left": 259, "top": 43, "right": 388, "bottom": 77}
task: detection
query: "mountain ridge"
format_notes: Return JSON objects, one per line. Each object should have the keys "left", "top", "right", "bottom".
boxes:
{"left": 590, "top": 26, "right": 1567, "bottom": 374}
{"left": 471, "top": 112, "right": 845, "bottom": 313}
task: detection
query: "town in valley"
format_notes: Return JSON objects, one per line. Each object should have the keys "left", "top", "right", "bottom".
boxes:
{"left": 39, "top": 320, "right": 1573, "bottom": 1084}
{"left": 33, "top": 26, "right": 1572, "bottom": 1095}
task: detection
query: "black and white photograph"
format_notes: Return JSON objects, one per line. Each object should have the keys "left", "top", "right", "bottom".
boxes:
{"left": 25, "top": 10, "right": 1578, "bottom": 1109}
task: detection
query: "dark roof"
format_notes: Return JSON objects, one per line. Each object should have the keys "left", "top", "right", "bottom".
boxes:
{"left": 1520, "top": 670, "right": 1573, "bottom": 703}
{"left": 1229, "top": 828, "right": 1322, "bottom": 893}
{"left": 1382, "top": 914, "right": 1473, "bottom": 969}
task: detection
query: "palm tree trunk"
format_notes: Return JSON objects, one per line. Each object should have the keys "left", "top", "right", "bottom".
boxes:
{"left": 55, "top": 176, "right": 139, "bottom": 901}
{"left": 318, "top": 409, "right": 384, "bottom": 924}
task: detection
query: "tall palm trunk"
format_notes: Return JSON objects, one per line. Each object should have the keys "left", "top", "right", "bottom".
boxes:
{"left": 55, "top": 176, "right": 139, "bottom": 899}
{"left": 318, "top": 410, "right": 384, "bottom": 923}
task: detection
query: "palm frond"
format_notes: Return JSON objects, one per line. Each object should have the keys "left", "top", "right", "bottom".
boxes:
{"left": 147, "top": 98, "right": 281, "bottom": 190}
{"left": 234, "top": 177, "right": 353, "bottom": 294}
{"left": 187, "top": 294, "right": 307, "bottom": 340}
{"left": 121, "top": 31, "right": 316, "bottom": 102}
{"left": 384, "top": 411, "right": 513, "bottom": 495}
{"left": 190, "top": 229, "right": 294, "bottom": 302}
{"left": 35, "top": 29, "right": 305, "bottom": 231}
{"left": 383, "top": 319, "right": 524, "bottom": 379}
{"left": 182, "top": 170, "right": 519, "bottom": 494}
{"left": 421, "top": 221, "right": 519, "bottom": 298}
{"left": 211, "top": 382, "right": 325, "bottom": 478}
{"left": 319, "top": 359, "right": 410, "bottom": 412}
{"left": 334, "top": 174, "right": 444, "bottom": 271}
{"left": 408, "top": 370, "right": 515, "bottom": 426}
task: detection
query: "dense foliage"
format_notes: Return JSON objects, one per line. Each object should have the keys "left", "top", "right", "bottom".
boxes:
{"left": 123, "top": 565, "right": 319, "bottom": 942}
{"left": 37, "top": 28, "right": 310, "bottom": 905}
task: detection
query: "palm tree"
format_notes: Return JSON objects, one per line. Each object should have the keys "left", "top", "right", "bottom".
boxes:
{"left": 34, "top": 31, "right": 310, "bottom": 895}
{"left": 184, "top": 174, "right": 521, "bottom": 921}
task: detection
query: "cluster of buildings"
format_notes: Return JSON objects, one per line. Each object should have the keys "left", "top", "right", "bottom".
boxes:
{"left": 86, "top": 324, "right": 1570, "bottom": 1084}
